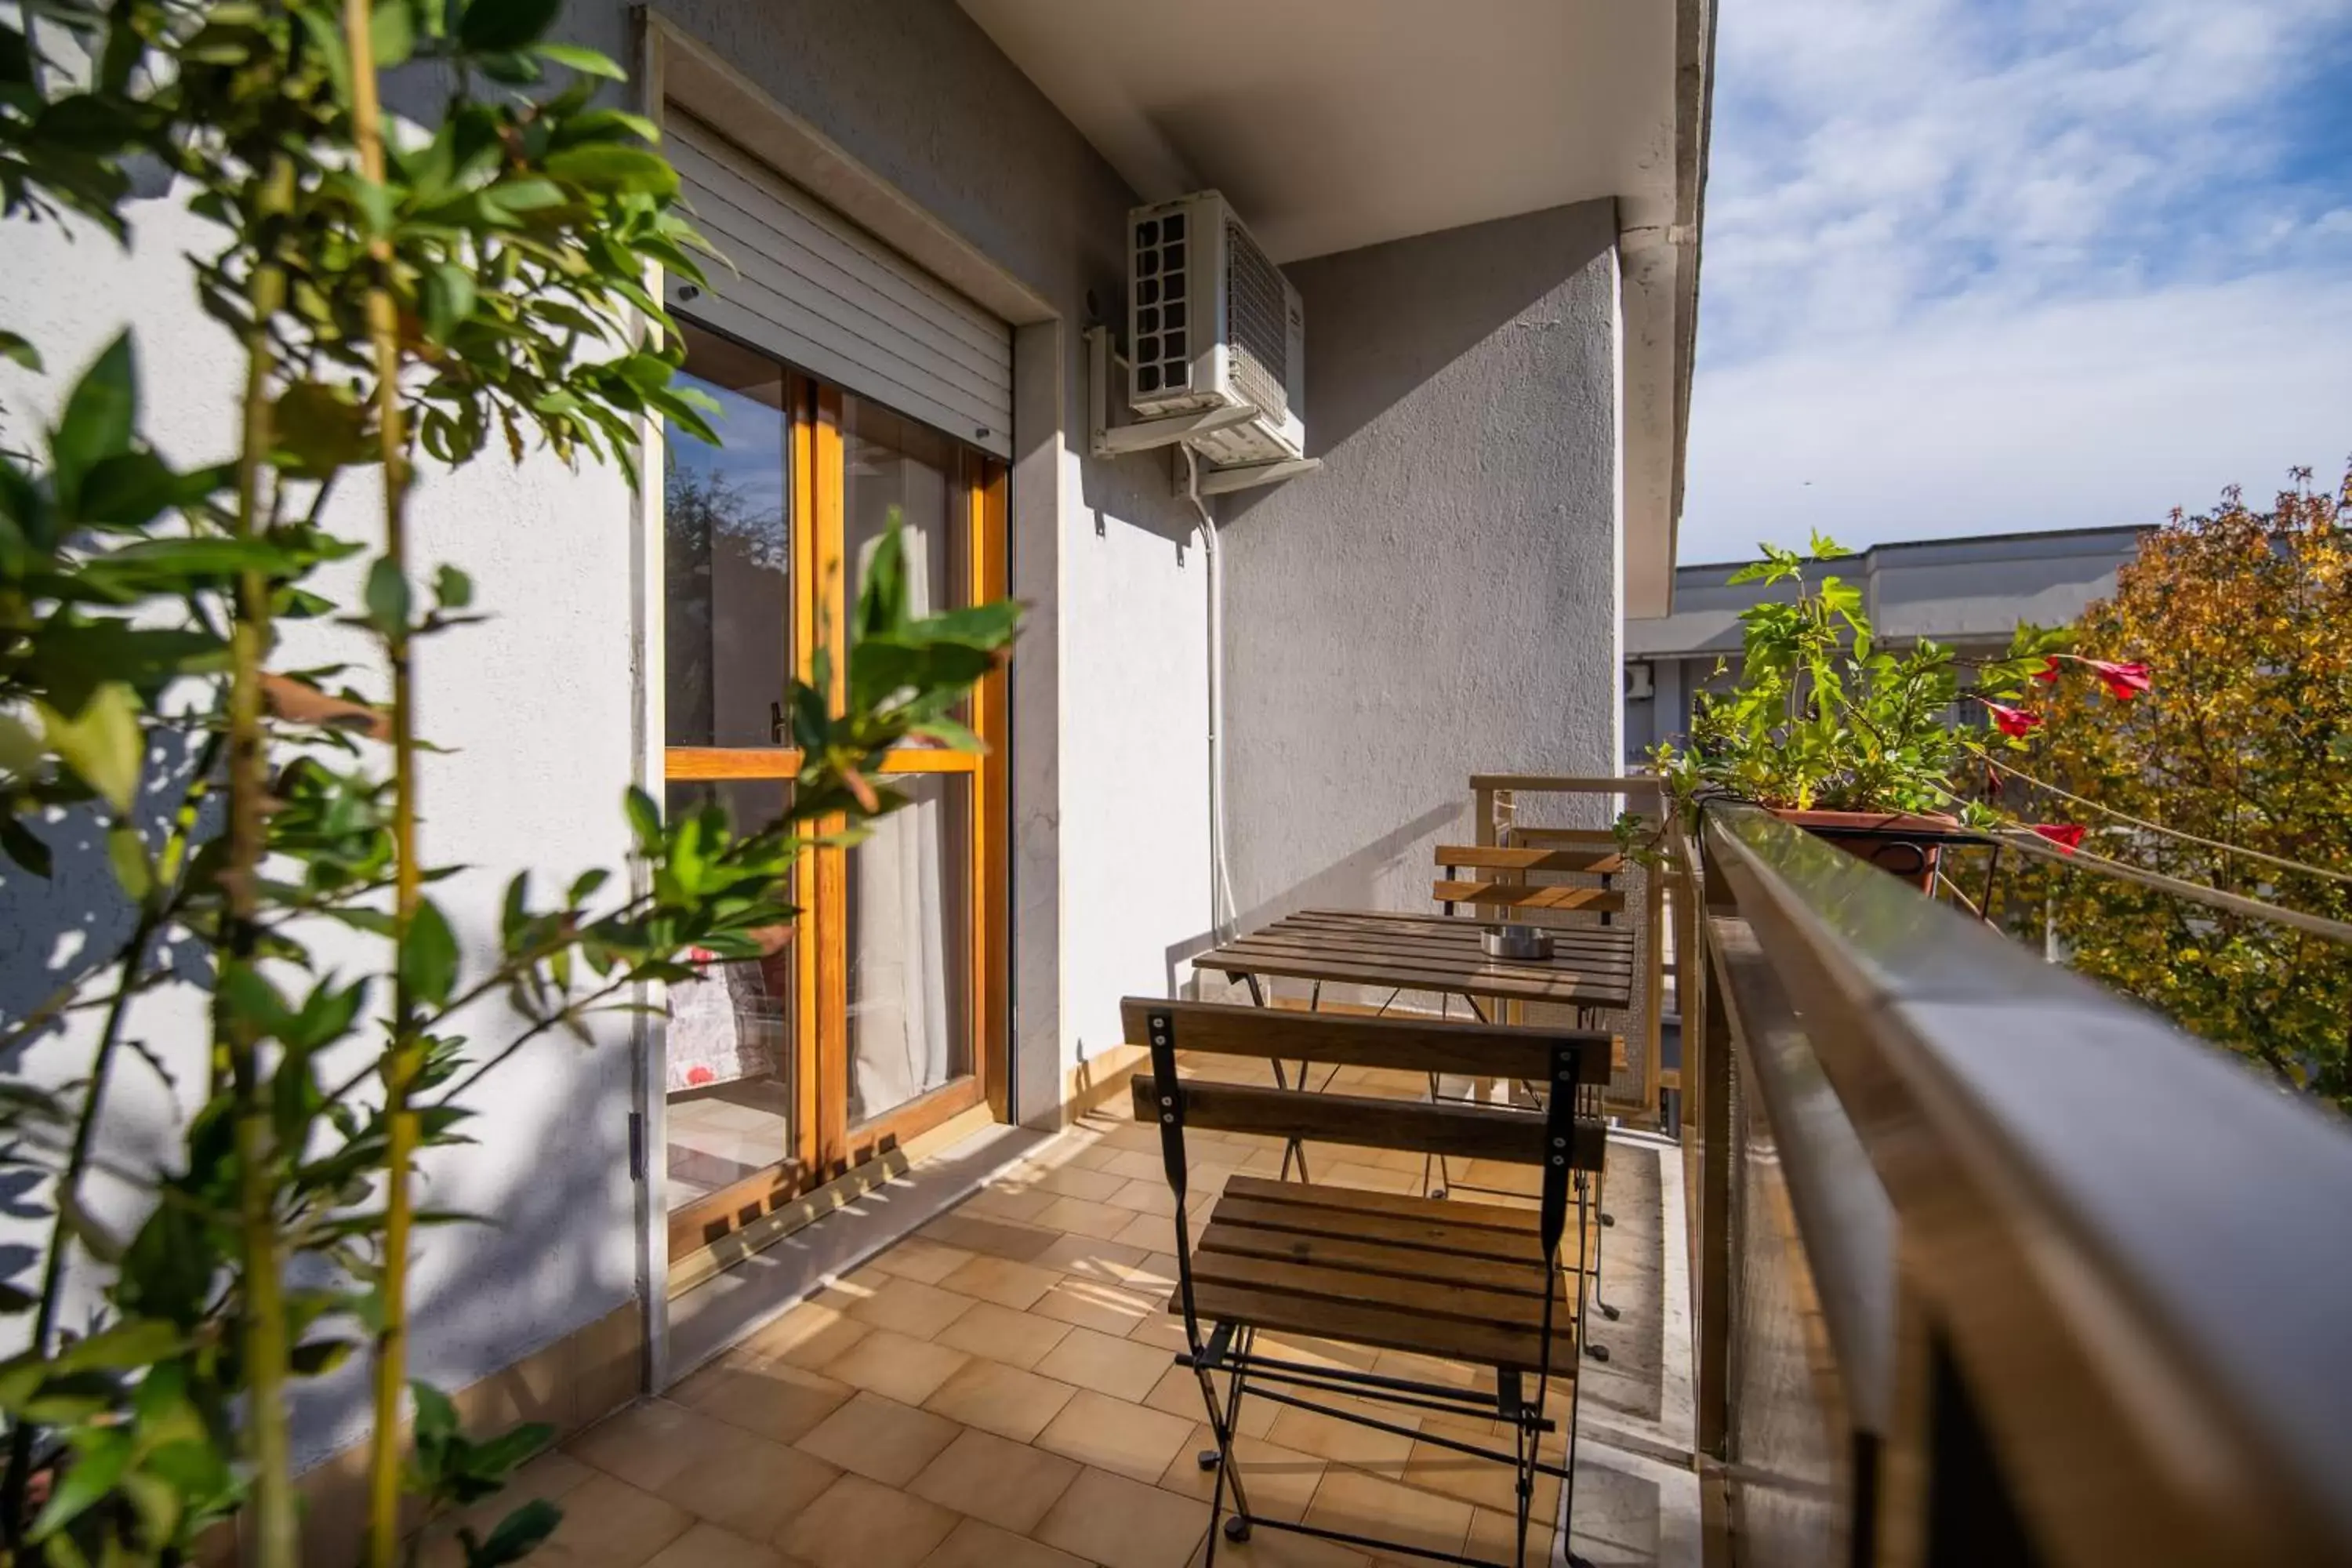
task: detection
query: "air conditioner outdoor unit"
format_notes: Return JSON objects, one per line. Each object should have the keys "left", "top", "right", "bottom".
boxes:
{"left": 1127, "top": 191, "right": 1305, "bottom": 469}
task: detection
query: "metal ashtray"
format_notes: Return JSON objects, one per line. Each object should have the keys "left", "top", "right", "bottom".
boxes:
{"left": 1483, "top": 924, "right": 1554, "bottom": 960}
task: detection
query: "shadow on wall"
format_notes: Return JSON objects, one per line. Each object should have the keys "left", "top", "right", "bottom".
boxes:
{"left": 1160, "top": 797, "right": 1462, "bottom": 996}
{"left": 2, "top": 779, "right": 641, "bottom": 1472}
{"left": 1221, "top": 201, "right": 1616, "bottom": 527}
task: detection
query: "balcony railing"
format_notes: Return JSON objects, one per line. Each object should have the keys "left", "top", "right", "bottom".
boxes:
{"left": 1673, "top": 803, "right": 2352, "bottom": 1566}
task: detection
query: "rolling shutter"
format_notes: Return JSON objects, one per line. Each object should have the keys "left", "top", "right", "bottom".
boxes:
{"left": 665, "top": 115, "right": 1013, "bottom": 459}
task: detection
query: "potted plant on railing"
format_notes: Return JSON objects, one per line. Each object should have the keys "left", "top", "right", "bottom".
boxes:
{"left": 1620, "top": 534, "right": 2135, "bottom": 891}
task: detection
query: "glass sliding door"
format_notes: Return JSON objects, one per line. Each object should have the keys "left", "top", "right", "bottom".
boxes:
{"left": 660, "top": 323, "right": 1007, "bottom": 1265}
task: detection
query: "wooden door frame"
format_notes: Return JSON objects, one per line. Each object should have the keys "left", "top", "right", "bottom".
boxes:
{"left": 658, "top": 365, "right": 1010, "bottom": 1262}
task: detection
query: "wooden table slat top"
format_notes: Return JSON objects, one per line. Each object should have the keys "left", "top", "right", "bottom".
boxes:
{"left": 1197, "top": 908, "right": 1635, "bottom": 1011}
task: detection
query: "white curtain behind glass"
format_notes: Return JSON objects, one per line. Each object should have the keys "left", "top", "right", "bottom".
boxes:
{"left": 844, "top": 412, "right": 960, "bottom": 1123}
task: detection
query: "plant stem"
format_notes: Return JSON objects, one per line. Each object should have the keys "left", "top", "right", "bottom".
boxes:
{"left": 223, "top": 152, "right": 299, "bottom": 1568}
{"left": 344, "top": 9, "right": 419, "bottom": 1562}
{"left": 0, "top": 735, "right": 221, "bottom": 1545}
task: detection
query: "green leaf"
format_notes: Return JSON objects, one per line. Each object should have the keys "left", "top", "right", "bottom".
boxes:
{"left": 37, "top": 682, "right": 141, "bottom": 812}
{"left": 72, "top": 450, "right": 183, "bottom": 528}
{"left": 401, "top": 898, "right": 459, "bottom": 1005}
{"left": 0, "top": 328, "right": 39, "bottom": 371}
{"left": 464, "top": 1499, "right": 561, "bottom": 1566}
{"left": 532, "top": 41, "right": 622, "bottom": 77}
{"left": 371, "top": 0, "right": 416, "bottom": 67}
{"left": 457, "top": 0, "right": 564, "bottom": 55}
{"left": 544, "top": 144, "right": 678, "bottom": 199}
{"left": 49, "top": 332, "right": 136, "bottom": 509}
{"left": 27, "top": 1428, "right": 131, "bottom": 1539}
{"left": 365, "top": 557, "right": 412, "bottom": 637}
{"left": 411, "top": 1380, "right": 459, "bottom": 1443}
{"left": 0, "top": 817, "right": 52, "bottom": 879}
{"left": 55, "top": 1318, "right": 182, "bottom": 1373}
{"left": 434, "top": 563, "right": 474, "bottom": 609}
{"left": 623, "top": 786, "right": 661, "bottom": 851}
{"left": 422, "top": 264, "right": 477, "bottom": 345}
{"left": 289, "top": 1338, "right": 358, "bottom": 1375}
{"left": 105, "top": 822, "right": 151, "bottom": 902}
{"left": 274, "top": 380, "right": 372, "bottom": 474}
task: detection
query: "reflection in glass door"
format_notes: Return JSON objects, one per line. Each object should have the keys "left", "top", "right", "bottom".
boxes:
{"left": 659, "top": 321, "right": 1007, "bottom": 1265}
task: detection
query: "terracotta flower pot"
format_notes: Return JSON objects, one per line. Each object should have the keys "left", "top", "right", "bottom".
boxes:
{"left": 1769, "top": 808, "right": 1960, "bottom": 892}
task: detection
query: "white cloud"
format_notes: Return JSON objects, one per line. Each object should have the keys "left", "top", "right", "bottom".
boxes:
{"left": 1683, "top": 0, "right": 2352, "bottom": 558}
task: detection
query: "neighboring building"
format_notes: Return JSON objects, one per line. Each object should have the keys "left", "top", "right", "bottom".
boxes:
{"left": 1624, "top": 525, "right": 2149, "bottom": 764}
{"left": 0, "top": 0, "right": 1711, "bottom": 1504}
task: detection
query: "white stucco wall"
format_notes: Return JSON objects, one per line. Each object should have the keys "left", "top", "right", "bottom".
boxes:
{"left": 0, "top": 190, "right": 644, "bottom": 1468}
{"left": 0, "top": 0, "right": 1214, "bottom": 1461}
{"left": 1218, "top": 201, "right": 1627, "bottom": 932}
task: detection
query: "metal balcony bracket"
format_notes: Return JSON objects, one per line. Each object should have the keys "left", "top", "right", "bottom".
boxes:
{"left": 1085, "top": 327, "right": 1322, "bottom": 497}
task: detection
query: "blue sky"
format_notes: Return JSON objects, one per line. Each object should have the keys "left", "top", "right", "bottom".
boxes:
{"left": 1679, "top": 0, "right": 2352, "bottom": 562}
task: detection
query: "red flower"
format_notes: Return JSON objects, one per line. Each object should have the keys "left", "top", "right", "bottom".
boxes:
{"left": 2086, "top": 659, "right": 2151, "bottom": 701}
{"left": 1982, "top": 699, "right": 2042, "bottom": 738}
{"left": 687, "top": 946, "right": 716, "bottom": 967}
{"left": 2031, "top": 656, "right": 2060, "bottom": 685}
{"left": 687, "top": 1065, "right": 716, "bottom": 1086}
{"left": 2031, "top": 823, "right": 2086, "bottom": 854}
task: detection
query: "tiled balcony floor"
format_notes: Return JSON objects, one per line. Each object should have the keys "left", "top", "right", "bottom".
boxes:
{"left": 435, "top": 1063, "right": 1690, "bottom": 1568}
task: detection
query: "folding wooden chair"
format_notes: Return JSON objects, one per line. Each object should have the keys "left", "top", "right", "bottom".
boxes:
{"left": 1124, "top": 997, "right": 1609, "bottom": 1568}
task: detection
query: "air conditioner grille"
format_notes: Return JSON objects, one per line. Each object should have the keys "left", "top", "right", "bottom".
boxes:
{"left": 1224, "top": 216, "right": 1289, "bottom": 423}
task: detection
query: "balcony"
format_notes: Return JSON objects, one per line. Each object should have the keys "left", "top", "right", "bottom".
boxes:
{"left": 470, "top": 782, "right": 2352, "bottom": 1568}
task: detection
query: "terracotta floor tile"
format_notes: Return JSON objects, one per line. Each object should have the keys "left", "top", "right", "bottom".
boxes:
{"left": 743, "top": 1302, "right": 873, "bottom": 1370}
{"left": 936, "top": 1253, "right": 1061, "bottom": 1311}
{"left": 1036, "top": 1194, "right": 1145, "bottom": 1240}
{"left": 1465, "top": 1503, "right": 1552, "bottom": 1566}
{"left": 1108, "top": 1209, "right": 1177, "bottom": 1249}
{"left": 1266, "top": 1401, "right": 1419, "bottom": 1478}
{"left": 793, "top": 1391, "right": 962, "bottom": 1487}
{"left": 1401, "top": 1432, "right": 1561, "bottom": 1518}
{"left": 1118, "top": 1253, "right": 1181, "bottom": 1292}
{"left": 867, "top": 1237, "right": 978, "bottom": 1286}
{"left": 415, "top": 1451, "right": 597, "bottom": 1568}
{"left": 1156, "top": 1423, "right": 1327, "bottom": 1523}
{"left": 1126, "top": 1311, "right": 1192, "bottom": 1355}
{"left": 916, "top": 1516, "right": 1089, "bottom": 1568}
{"left": 1028, "top": 1163, "right": 1131, "bottom": 1202}
{"left": 1033, "top": 1465, "right": 1207, "bottom": 1568}
{"left": 641, "top": 1520, "right": 797, "bottom": 1568}
{"left": 907, "top": 1426, "right": 1081, "bottom": 1534}
{"left": 1036, "top": 1388, "right": 1197, "bottom": 1484}
{"left": 1301, "top": 1468, "right": 1472, "bottom": 1562}
{"left": 529, "top": 1470, "right": 695, "bottom": 1568}
{"left": 1367, "top": 1349, "right": 1495, "bottom": 1396}
{"left": 671, "top": 1352, "right": 856, "bottom": 1445}
{"left": 919, "top": 1211, "right": 1064, "bottom": 1262}
{"left": 1185, "top": 1529, "right": 1373, "bottom": 1568}
{"left": 569, "top": 1397, "right": 748, "bottom": 1495}
{"left": 1035, "top": 1324, "right": 1174, "bottom": 1403}
{"left": 1140, "top": 1365, "right": 1279, "bottom": 1439}
{"left": 1025, "top": 1232, "right": 1154, "bottom": 1283}
{"left": 1030, "top": 1276, "right": 1163, "bottom": 1335}
{"left": 931, "top": 1300, "right": 1073, "bottom": 1371}
{"left": 1099, "top": 1148, "right": 1169, "bottom": 1182}
{"left": 651, "top": 1425, "right": 841, "bottom": 1540}
{"left": 840, "top": 1276, "right": 978, "bottom": 1340}
{"left": 776, "top": 1473, "right": 959, "bottom": 1568}
{"left": 920, "top": 1356, "right": 1079, "bottom": 1443}
{"left": 821, "top": 1327, "right": 972, "bottom": 1406}
{"left": 959, "top": 1185, "right": 1062, "bottom": 1224}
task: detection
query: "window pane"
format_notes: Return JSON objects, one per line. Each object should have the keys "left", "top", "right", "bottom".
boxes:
{"left": 666, "top": 321, "right": 793, "bottom": 748}
{"left": 844, "top": 394, "right": 968, "bottom": 622}
{"left": 846, "top": 774, "right": 971, "bottom": 1126}
{"left": 663, "top": 779, "right": 797, "bottom": 1210}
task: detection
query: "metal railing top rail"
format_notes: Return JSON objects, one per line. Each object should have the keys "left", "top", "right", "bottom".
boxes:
{"left": 1700, "top": 803, "right": 2352, "bottom": 1568}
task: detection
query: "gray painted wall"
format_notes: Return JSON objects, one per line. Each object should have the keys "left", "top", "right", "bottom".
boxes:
{"left": 1218, "top": 201, "right": 1625, "bottom": 935}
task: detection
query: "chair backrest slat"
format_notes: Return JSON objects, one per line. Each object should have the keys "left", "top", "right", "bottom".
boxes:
{"left": 1117, "top": 998, "right": 1609, "bottom": 1087}
{"left": 1129, "top": 1073, "right": 1605, "bottom": 1170}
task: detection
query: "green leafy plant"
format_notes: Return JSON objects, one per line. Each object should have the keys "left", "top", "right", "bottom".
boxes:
{"left": 1618, "top": 532, "right": 2071, "bottom": 855}
{"left": 0, "top": 1, "right": 1022, "bottom": 1564}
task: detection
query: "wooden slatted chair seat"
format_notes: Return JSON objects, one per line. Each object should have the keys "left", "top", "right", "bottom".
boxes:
{"left": 1182, "top": 1176, "right": 1581, "bottom": 1372}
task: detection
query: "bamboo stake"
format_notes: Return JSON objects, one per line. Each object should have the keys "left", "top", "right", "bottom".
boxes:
{"left": 342, "top": 4, "right": 423, "bottom": 1560}
{"left": 224, "top": 154, "right": 300, "bottom": 1568}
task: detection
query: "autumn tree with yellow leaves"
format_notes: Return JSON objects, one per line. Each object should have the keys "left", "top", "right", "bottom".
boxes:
{"left": 2020, "top": 463, "right": 2352, "bottom": 1110}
